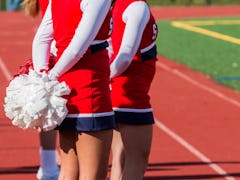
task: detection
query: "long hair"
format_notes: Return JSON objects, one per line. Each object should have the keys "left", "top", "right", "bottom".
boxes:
{"left": 21, "top": 0, "right": 40, "bottom": 17}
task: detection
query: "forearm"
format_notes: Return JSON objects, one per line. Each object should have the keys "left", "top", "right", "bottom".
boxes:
{"left": 32, "top": 2, "right": 54, "bottom": 72}
{"left": 110, "top": 1, "right": 150, "bottom": 78}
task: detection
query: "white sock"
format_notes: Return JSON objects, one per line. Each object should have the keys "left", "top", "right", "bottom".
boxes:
{"left": 39, "top": 147, "right": 59, "bottom": 174}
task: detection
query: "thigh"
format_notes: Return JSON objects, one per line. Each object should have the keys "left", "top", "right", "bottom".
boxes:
{"left": 59, "top": 130, "right": 79, "bottom": 179}
{"left": 119, "top": 124, "right": 153, "bottom": 156}
{"left": 76, "top": 130, "right": 113, "bottom": 180}
{"left": 111, "top": 129, "right": 124, "bottom": 155}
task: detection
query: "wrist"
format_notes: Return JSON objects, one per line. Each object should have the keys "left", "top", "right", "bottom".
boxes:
{"left": 48, "top": 70, "right": 58, "bottom": 80}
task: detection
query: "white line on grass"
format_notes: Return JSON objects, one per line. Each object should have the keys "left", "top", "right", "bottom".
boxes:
{"left": 171, "top": 21, "right": 240, "bottom": 45}
{"left": 154, "top": 120, "right": 235, "bottom": 180}
{"left": 0, "top": 57, "right": 12, "bottom": 81}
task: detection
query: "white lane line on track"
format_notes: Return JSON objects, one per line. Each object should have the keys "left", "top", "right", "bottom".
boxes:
{"left": 157, "top": 61, "right": 240, "bottom": 108}
{"left": 155, "top": 61, "right": 237, "bottom": 179}
{"left": 0, "top": 57, "right": 12, "bottom": 81}
{"left": 155, "top": 120, "right": 235, "bottom": 180}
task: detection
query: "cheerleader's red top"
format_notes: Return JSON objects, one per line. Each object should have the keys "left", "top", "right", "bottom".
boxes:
{"left": 33, "top": 0, "right": 115, "bottom": 131}
{"left": 110, "top": 0, "right": 158, "bottom": 124}
{"left": 111, "top": 0, "right": 158, "bottom": 62}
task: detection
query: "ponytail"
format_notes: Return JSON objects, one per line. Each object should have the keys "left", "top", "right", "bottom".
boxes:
{"left": 21, "top": 0, "right": 40, "bottom": 17}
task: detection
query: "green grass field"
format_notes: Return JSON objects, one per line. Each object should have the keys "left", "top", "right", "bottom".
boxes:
{"left": 156, "top": 17, "right": 240, "bottom": 91}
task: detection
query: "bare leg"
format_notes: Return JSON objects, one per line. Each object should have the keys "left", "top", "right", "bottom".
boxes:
{"left": 110, "top": 129, "right": 125, "bottom": 180}
{"left": 58, "top": 130, "right": 79, "bottom": 180}
{"left": 111, "top": 124, "right": 153, "bottom": 180}
{"left": 76, "top": 130, "right": 113, "bottom": 180}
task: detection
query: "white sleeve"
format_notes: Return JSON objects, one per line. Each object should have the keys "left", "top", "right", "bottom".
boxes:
{"left": 49, "top": 0, "right": 111, "bottom": 79}
{"left": 32, "top": 2, "right": 54, "bottom": 72}
{"left": 110, "top": 1, "right": 150, "bottom": 79}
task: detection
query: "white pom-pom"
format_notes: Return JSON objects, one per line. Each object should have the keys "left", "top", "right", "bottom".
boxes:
{"left": 4, "top": 69, "right": 71, "bottom": 131}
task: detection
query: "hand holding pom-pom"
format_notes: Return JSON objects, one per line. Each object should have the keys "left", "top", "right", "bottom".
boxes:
{"left": 4, "top": 69, "right": 71, "bottom": 131}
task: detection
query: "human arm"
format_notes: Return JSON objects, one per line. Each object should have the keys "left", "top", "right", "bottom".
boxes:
{"left": 110, "top": 1, "right": 150, "bottom": 79}
{"left": 32, "top": 1, "right": 54, "bottom": 72}
{"left": 48, "top": 0, "right": 111, "bottom": 79}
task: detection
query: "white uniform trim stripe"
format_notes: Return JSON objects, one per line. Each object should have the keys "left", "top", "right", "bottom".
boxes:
{"left": 91, "top": 40, "right": 107, "bottom": 45}
{"left": 113, "top": 107, "right": 152, "bottom": 113}
{"left": 140, "top": 42, "right": 155, "bottom": 53}
{"left": 66, "top": 111, "right": 114, "bottom": 118}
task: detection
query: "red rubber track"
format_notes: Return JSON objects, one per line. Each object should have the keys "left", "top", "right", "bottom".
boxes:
{"left": 0, "top": 5, "right": 240, "bottom": 179}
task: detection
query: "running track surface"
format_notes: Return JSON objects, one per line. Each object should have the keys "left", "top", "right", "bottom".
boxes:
{"left": 1, "top": 5, "right": 240, "bottom": 180}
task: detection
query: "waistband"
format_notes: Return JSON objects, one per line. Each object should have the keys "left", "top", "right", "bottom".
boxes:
{"left": 141, "top": 44, "right": 157, "bottom": 61}
{"left": 90, "top": 41, "right": 109, "bottom": 53}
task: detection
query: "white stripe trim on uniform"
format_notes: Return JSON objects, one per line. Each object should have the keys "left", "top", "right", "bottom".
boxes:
{"left": 91, "top": 40, "right": 107, "bottom": 45}
{"left": 67, "top": 111, "right": 114, "bottom": 118}
{"left": 113, "top": 107, "right": 152, "bottom": 113}
{"left": 140, "top": 42, "right": 155, "bottom": 53}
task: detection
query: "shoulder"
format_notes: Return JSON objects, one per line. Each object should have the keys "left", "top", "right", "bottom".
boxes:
{"left": 126, "top": 1, "right": 149, "bottom": 12}
{"left": 123, "top": 1, "right": 150, "bottom": 22}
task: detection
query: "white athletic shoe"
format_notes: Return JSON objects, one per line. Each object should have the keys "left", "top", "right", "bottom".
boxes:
{"left": 36, "top": 167, "right": 59, "bottom": 180}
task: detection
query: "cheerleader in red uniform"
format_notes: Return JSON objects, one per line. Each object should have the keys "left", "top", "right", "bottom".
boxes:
{"left": 109, "top": 0, "right": 158, "bottom": 179}
{"left": 31, "top": 0, "right": 115, "bottom": 179}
